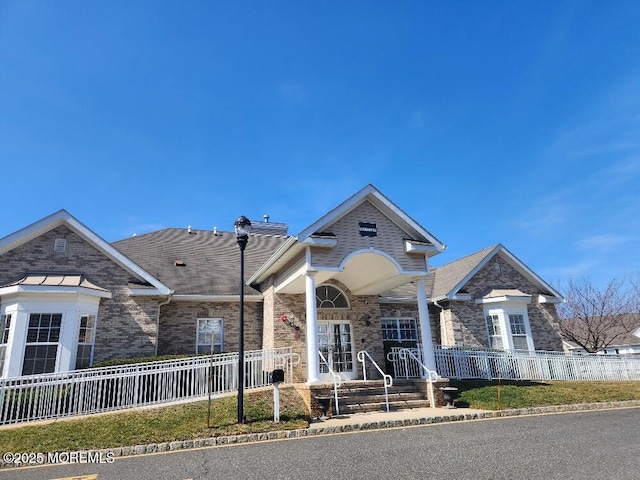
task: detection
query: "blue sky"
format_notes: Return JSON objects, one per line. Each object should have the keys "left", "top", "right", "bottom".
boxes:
{"left": 1, "top": 1, "right": 639, "bottom": 289}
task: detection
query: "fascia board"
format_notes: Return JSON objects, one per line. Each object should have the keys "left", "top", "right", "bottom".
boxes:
{"left": 64, "top": 216, "right": 172, "bottom": 295}
{"left": 475, "top": 295, "right": 532, "bottom": 305}
{"left": 0, "top": 284, "right": 112, "bottom": 299}
{"left": 405, "top": 240, "right": 442, "bottom": 255}
{"left": 0, "top": 210, "right": 172, "bottom": 296}
{"left": 171, "top": 294, "right": 264, "bottom": 303}
{"left": 300, "top": 236, "right": 338, "bottom": 247}
{"left": 247, "top": 236, "right": 300, "bottom": 285}
{"left": 447, "top": 245, "right": 502, "bottom": 297}
{"left": 296, "top": 184, "right": 446, "bottom": 252}
{"left": 497, "top": 246, "right": 565, "bottom": 300}
{"left": 379, "top": 296, "right": 418, "bottom": 304}
{"left": 537, "top": 294, "right": 565, "bottom": 304}
{"left": 0, "top": 209, "right": 70, "bottom": 255}
{"left": 128, "top": 288, "right": 173, "bottom": 296}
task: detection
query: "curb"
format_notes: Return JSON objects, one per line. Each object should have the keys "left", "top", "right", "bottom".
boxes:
{"left": 3, "top": 400, "right": 640, "bottom": 468}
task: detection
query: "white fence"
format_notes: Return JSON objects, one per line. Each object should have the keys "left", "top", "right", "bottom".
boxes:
{"left": 389, "top": 346, "right": 640, "bottom": 381}
{"left": 0, "top": 347, "right": 298, "bottom": 426}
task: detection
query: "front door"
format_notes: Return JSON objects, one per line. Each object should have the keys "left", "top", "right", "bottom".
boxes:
{"left": 318, "top": 321, "right": 355, "bottom": 381}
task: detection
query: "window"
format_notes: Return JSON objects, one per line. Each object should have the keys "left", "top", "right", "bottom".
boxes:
{"left": 22, "top": 313, "right": 62, "bottom": 375}
{"left": 197, "top": 318, "right": 223, "bottom": 354}
{"left": 484, "top": 309, "right": 533, "bottom": 352}
{"left": 75, "top": 314, "right": 96, "bottom": 369}
{"left": 0, "top": 314, "right": 11, "bottom": 376}
{"left": 486, "top": 314, "right": 503, "bottom": 349}
{"left": 316, "top": 285, "right": 349, "bottom": 308}
{"left": 381, "top": 318, "right": 419, "bottom": 342}
{"left": 509, "top": 314, "right": 529, "bottom": 351}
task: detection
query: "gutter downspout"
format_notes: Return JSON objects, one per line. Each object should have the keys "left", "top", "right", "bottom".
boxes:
{"left": 156, "top": 293, "right": 173, "bottom": 356}
{"left": 432, "top": 299, "right": 447, "bottom": 346}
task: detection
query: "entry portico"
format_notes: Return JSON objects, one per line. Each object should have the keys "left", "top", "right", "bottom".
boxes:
{"left": 249, "top": 185, "right": 446, "bottom": 383}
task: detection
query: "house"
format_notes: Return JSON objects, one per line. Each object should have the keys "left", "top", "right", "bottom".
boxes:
{"left": 0, "top": 185, "right": 565, "bottom": 381}
{"left": 563, "top": 326, "right": 640, "bottom": 355}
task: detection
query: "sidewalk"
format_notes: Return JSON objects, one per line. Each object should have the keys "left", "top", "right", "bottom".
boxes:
{"left": 310, "top": 406, "right": 490, "bottom": 429}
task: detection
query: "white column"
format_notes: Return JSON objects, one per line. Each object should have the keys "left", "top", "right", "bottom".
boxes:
{"left": 305, "top": 271, "right": 320, "bottom": 383}
{"left": 417, "top": 279, "right": 437, "bottom": 373}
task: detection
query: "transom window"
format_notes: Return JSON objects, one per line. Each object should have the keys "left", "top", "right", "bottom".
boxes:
{"left": 316, "top": 285, "right": 349, "bottom": 309}
{"left": 197, "top": 318, "right": 223, "bottom": 354}
{"left": 381, "top": 318, "right": 419, "bottom": 342}
{"left": 23, "top": 313, "right": 62, "bottom": 375}
{"left": 0, "top": 314, "right": 11, "bottom": 376}
{"left": 75, "top": 314, "right": 96, "bottom": 369}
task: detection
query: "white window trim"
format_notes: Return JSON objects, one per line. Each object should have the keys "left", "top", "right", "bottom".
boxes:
{"left": 196, "top": 318, "right": 224, "bottom": 355}
{"left": 483, "top": 304, "right": 535, "bottom": 352}
{"left": 316, "top": 284, "right": 350, "bottom": 309}
{"left": 0, "top": 292, "right": 102, "bottom": 378}
{"left": 22, "top": 312, "right": 64, "bottom": 375}
{"left": 75, "top": 313, "right": 97, "bottom": 369}
{"left": 0, "top": 313, "right": 12, "bottom": 378}
{"left": 381, "top": 317, "right": 420, "bottom": 343}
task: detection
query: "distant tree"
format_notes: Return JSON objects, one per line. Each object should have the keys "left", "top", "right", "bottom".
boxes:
{"left": 557, "top": 276, "right": 640, "bottom": 353}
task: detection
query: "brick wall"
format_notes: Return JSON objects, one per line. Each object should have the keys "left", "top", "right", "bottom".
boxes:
{"left": 262, "top": 278, "right": 389, "bottom": 382}
{"left": 157, "top": 301, "right": 263, "bottom": 355}
{"left": 434, "top": 254, "right": 563, "bottom": 350}
{"left": 0, "top": 225, "right": 160, "bottom": 362}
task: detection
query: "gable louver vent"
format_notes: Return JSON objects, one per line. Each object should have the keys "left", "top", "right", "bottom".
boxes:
{"left": 54, "top": 238, "right": 67, "bottom": 254}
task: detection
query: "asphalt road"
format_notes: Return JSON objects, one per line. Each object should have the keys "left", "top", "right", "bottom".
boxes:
{"left": 2, "top": 408, "right": 639, "bottom": 480}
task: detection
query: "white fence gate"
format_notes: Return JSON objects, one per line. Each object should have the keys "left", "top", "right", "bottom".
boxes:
{"left": 0, "top": 347, "right": 298, "bottom": 426}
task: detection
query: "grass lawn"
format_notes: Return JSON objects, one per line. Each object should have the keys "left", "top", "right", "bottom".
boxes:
{"left": 453, "top": 380, "right": 640, "bottom": 410}
{"left": 1, "top": 381, "right": 639, "bottom": 454}
{"left": 0, "top": 387, "right": 309, "bottom": 454}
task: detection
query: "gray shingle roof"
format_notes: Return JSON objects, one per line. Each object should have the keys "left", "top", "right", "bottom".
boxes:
{"left": 431, "top": 245, "right": 497, "bottom": 299}
{"left": 112, "top": 228, "right": 288, "bottom": 296}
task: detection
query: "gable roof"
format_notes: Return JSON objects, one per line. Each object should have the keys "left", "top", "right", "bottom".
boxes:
{"left": 0, "top": 210, "right": 171, "bottom": 295}
{"left": 113, "top": 227, "right": 288, "bottom": 297}
{"left": 249, "top": 184, "right": 446, "bottom": 285}
{"left": 298, "top": 184, "right": 446, "bottom": 250}
{"left": 430, "top": 244, "right": 563, "bottom": 302}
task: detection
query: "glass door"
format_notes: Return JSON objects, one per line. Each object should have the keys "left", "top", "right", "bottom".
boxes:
{"left": 318, "top": 321, "right": 355, "bottom": 381}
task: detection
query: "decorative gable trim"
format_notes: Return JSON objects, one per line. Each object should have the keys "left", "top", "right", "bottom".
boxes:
{"left": 0, "top": 210, "right": 172, "bottom": 296}
{"left": 432, "top": 244, "right": 564, "bottom": 302}
{"left": 297, "top": 184, "right": 446, "bottom": 253}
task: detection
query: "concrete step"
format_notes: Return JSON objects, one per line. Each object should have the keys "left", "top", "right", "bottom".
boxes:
{"left": 332, "top": 380, "right": 432, "bottom": 414}
{"left": 338, "top": 398, "right": 431, "bottom": 414}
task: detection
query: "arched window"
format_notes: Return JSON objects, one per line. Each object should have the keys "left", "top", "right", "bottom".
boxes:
{"left": 316, "top": 285, "right": 349, "bottom": 309}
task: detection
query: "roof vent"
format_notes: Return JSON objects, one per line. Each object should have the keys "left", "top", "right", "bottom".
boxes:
{"left": 263, "top": 214, "right": 270, "bottom": 223}
{"left": 54, "top": 238, "right": 67, "bottom": 254}
{"left": 187, "top": 225, "right": 192, "bottom": 234}
{"left": 213, "top": 226, "right": 218, "bottom": 236}
{"left": 174, "top": 259, "right": 186, "bottom": 267}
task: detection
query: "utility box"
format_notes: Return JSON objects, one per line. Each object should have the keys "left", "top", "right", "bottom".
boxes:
{"left": 271, "top": 369, "right": 285, "bottom": 384}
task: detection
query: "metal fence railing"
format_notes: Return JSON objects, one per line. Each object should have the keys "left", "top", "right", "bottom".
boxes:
{"left": 389, "top": 345, "right": 640, "bottom": 382}
{"left": 0, "top": 347, "right": 298, "bottom": 426}
{"left": 434, "top": 346, "right": 640, "bottom": 381}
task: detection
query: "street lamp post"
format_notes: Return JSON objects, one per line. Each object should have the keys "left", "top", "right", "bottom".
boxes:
{"left": 234, "top": 215, "right": 251, "bottom": 424}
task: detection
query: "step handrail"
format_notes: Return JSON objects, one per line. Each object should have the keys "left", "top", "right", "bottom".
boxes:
{"left": 318, "top": 350, "right": 342, "bottom": 415}
{"left": 356, "top": 350, "right": 393, "bottom": 412}
{"left": 397, "top": 348, "right": 439, "bottom": 409}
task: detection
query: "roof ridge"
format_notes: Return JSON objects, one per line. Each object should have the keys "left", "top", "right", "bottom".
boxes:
{"left": 436, "top": 244, "right": 498, "bottom": 269}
